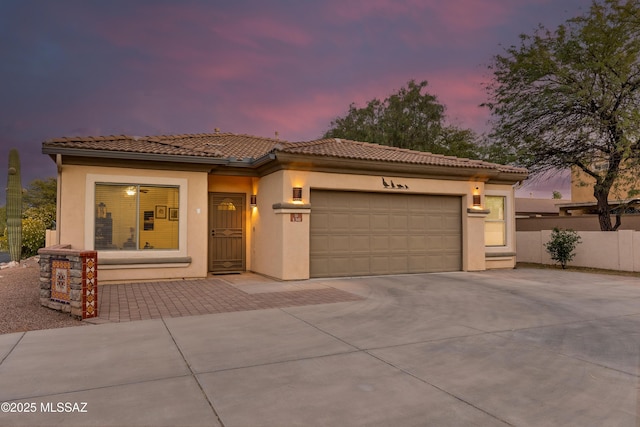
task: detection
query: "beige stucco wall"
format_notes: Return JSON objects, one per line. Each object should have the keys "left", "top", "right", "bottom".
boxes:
{"left": 516, "top": 231, "right": 545, "bottom": 264}
{"left": 57, "top": 164, "right": 209, "bottom": 283}
{"left": 635, "top": 231, "right": 640, "bottom": 272}
{"left": 517, "top": 229, "right": 639, "bottom": 272}
{"left": 58, "top": 163, "right": 518, "bottom": 282}
{"left": 248, "top": 170, "right": 512, "bottom": 279}
{"left": 250, "top": 171, "right": 289, "bottom": 279}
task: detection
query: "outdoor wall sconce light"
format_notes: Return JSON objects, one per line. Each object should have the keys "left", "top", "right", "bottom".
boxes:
{"left": 293, "top": 187, "right": 303, "bottom": 202}
{"left": 472, "top": 186, "right": 481, "bottom": 207}
{"left": 250, "top": 194, "right": 257, "bottom": 207}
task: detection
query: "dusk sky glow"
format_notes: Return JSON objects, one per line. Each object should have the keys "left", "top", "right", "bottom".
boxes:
{"left": 1, "top": 0, "right": 589, "bottom": 201}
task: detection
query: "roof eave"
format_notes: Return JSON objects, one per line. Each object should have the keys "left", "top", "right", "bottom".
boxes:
{"left": 42, "top": 146, "right": 231, "bottom": 166}
{"left": 42, "top": 145, "right": 528, "bottom": 185}
{"left": 270, "top": 152, "right": 509, "bottom": 181}
{"left": 487, "top": 171, "right": 529, "bottom": 185}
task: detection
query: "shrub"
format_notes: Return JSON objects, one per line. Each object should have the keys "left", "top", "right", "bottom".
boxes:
{"left": 24, "top": 205, "right": 56, "bottom": 230}
{"left": 21, "top": 217, "right": 46, "bottom": 258}
{"left": 0, "top": 206, "right": 56, "bottom": 258}
{"left": 545, "top": 227, "right": 582, "bottom": 269}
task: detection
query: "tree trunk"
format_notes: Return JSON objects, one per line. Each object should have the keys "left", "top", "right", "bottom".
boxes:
{"left": 594, "top": 187, "right": 615, "bottom": 231}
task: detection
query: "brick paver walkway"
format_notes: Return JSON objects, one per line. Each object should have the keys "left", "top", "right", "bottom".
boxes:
{"left": 97, "top": 277, "right": 362, "bottom": 322}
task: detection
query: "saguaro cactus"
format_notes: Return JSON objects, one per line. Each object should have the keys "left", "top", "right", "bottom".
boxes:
{"left": 6, "top": 149, "right": 22, "bottom": 262}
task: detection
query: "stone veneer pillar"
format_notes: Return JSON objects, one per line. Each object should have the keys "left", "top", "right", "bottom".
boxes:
{"left": 38, "top": 245, "right": 98, "bottom": 319}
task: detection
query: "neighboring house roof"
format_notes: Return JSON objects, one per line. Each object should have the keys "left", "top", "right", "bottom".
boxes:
{"left": 556, "top": 198, "right": 640, "bottom": 215}
{"left": 42, "top": 132, "right": 527, "bottom": 180}
{"left": 515, "top": 198, "right": 564, "bottom": 217}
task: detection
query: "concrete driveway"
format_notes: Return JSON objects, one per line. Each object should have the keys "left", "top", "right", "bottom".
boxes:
{"left": 1, "top": 268, "right": 639, "bottom": 426}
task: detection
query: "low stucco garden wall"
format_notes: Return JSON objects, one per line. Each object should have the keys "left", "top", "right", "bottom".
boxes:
{"left": 517, "top": 230, "right": 640, "bottom": 272}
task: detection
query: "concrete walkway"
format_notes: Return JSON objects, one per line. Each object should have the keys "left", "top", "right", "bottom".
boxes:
{"left": 1, "top": 268, "right": 639, "bottom": 426}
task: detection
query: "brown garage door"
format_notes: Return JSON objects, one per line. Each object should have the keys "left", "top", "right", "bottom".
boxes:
{"left": 310, "top": 190, "right": 461, "bottom": 278}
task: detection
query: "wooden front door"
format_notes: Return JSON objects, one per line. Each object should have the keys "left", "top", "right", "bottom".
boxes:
{"left": 209, "top": 193, "right": 245, "bottom": 273}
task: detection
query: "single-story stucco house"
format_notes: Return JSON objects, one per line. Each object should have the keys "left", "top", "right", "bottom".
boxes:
{"left": 42, "top": 132, "right": 528, "bottom": 283}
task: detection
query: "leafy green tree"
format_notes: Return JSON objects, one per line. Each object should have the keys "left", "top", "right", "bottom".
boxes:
{"left": 325, "top": 80, "right": 482, "bottom": 158}
{"left": 23, "top": 177, "right": 57, "bottom": 229}
{"left": 545, "top": 227, "right": 582, "bottom": 269}
{"left": 23, "top": 177, "right": 57, "bottom": 210}
{"left": 484, "top": 0, "right": 640, "bottom": 231}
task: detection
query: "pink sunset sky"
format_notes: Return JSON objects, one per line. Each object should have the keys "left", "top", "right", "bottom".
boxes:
{"left": 1, "top": 0, "right": 589, "bottom": 200}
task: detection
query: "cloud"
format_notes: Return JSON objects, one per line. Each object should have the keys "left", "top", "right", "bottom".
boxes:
{"left": 212, "top": 15, "right": 313, "bottom": 49}
{"left": 327, "top": 0, "right": 514, "bottom": 46}
{"left": 0, "top": 0, "right": 591, "bottom": 203}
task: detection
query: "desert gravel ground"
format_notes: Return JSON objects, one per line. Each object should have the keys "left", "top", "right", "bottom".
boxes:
{"left": 0, "top": 257, "right": 85, "bottom": 334}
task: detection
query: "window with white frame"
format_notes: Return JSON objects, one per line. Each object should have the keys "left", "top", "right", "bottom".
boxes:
{"left": 485, "top": 195, "right": 506, "bottom": 247}
{"left": 94, "top": 183, "right": 179, "bottom": 251}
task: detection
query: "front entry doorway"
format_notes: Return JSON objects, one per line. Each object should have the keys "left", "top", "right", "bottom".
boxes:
{"left": 208, "top": 193, "right": 246, "bottom": 273}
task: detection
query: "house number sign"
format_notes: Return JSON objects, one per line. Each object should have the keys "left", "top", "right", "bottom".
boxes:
{"left": 290, "top": 213, "right": 303, "bottom": 222}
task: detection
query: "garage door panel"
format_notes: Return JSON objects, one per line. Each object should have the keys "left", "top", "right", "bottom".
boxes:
{"left": 409, "top": 214, "right": 427, "bottom": 230}
{"left": 443, "top": 215, "right": 462, "bottom": 231}
{"left": 444, "top": 254, "right": 462, "bottom": 267}
{"left": 325, "top": 191, "right": 351, "bottom": 207}
{"left": 310, "top": 190, "right": 461, "bottom": 278}
{"left": 389, "top": 256, "right": 408, "bottom": 273}
{"left": 408, "top": 255, "right": 437, "bottom": 272}
{"left": 331, "top": 213, "right": 351, "bottom": 231}
{"left": 409, "top": 235, "right": 427, "bottom": 251}
{"left": 389, "top": 199, "right": 408, "bottom": 212}
{"left": 370, "top": 196, "right": 390, "bottom": 210}
{"left": 350, "top": 214, "right": 370, "bottom": 231}
{"left": 390, "top": 216, "right": 408, "bottom": 231}
{"left": 350, "top": 257, "right": 371, "bottom": 275}
{"left": 407, "top": 197, "right": 426, "bottom": 210}
{"left": 371, "top": 235, "right": 390, "bottom": 251}
{"left": 370, "top": 256, "right": 390, "bottom": 274}
{"left": 311, "top": 212, "right": 330, "bottom": 232}
{"left": 424, "top": 254, "right": 443, "bottom": 269}
{"left": 390, "top": 235, "right": 408, "bottom": 251}
{"left": 371, "top": 214, "right": 389, "bottom": 229}
{"left": 309, "top": 258, "right": 329, "bottom": 277}
{"left": 329, "top": 258, "right": 351, "bottom": 276}
{"left": 350, "top": 196, "right": 370, "bottom": 211}
{"left": 444, "top": 235, "right": 462, "bottom": 251}
{"left": 350, "top": 235, "right": 370, "bottom": 252}
{"left": 330, "top": 235, "right": 350, "bottom": 251}
{"left": 427, "top": 214, "right": 446, "bottom": 228}
{"left": 310, "top": 235, "right": 330, "bottom": 253}
{"left": 427, "top": 235, "right": 443, "bottom": 247}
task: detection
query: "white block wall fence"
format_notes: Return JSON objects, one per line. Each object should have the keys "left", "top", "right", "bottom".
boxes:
{"left": 517, "top": 230, "right": 640, "bottom": 272}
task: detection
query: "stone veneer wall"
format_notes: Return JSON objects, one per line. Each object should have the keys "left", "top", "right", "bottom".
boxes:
{"left": 38, "top": 245, "right": 98, "bottom": 319}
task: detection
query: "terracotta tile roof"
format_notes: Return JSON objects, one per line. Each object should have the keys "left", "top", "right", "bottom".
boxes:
{"left": 43, "top": 133, "right": 281, "bottom": 160}
{"left": 280, "top": 138, "right": 528, "bottom": 174}
{"left": 43, "top": 133, "right": 527, "bottom": 175}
